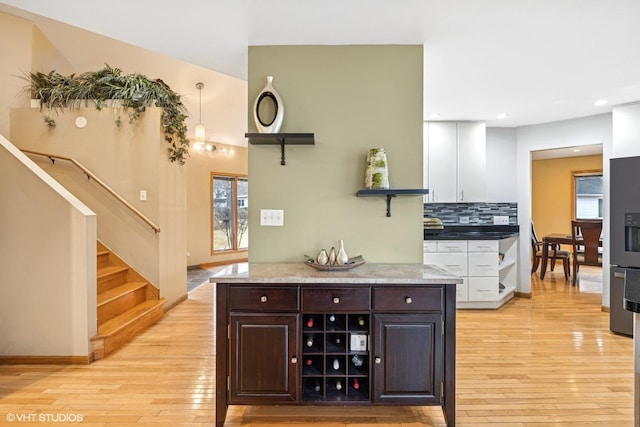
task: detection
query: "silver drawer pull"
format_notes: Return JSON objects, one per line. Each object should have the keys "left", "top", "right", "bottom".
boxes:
{"left": 405, "top": 297, "right": 413, "bottom": 304}
{"left": 260, "top": 295, "right": 268, "bottom": 303}
{"left": 375, "top": 357, "right": 382, "bottom": 365}
{"left": 614, "top": 272, "right": 626, "bottom": 279}
{"left": 333, "top": 297, "right": 340, "bottom": 304}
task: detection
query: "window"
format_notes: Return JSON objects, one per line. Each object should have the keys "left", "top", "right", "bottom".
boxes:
{"left": 212, "top": 174, "right": 248, "bottom": 252}
{"left": 574, "top": 172, "right": 602, "bottom": 219}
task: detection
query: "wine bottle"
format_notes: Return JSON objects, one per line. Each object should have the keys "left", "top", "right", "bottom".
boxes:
{"left": 353, "top": 378, "right": 360, "bottom": 390}
{"left": 333, "top": 358, "right": 340, "bottom": 370}
{"left": 307, "top": 317, "right": 314, "bottom": 328}
{"left": 335, "top": 336, "right": 341, "bottom": 344}
{"left": 357, "top": 316, "right": 365, "bottom": 326}
{"left": 351, "top": 354, "right": 363, "bottom": 367}
{"left": 329, "top": 314, "right": 336, "bottom": 323}
{"left": 335, "top": 380, "right": 343, "bottom": 391}
{"left": 306, "top": 358, "right": 313, "bottom": 366}
{"left": 306, "top": 335, "right": 314, "bottom": 348}
{"left": 314, "top": 380, "right": 321, "bottom": 392}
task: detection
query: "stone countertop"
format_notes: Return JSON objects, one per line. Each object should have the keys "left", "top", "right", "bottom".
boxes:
{"left": 209, "top": 262, "right": 461, "bottom": 285}
{"left": 424, "top": 224, "right": 519, "bottom": 240}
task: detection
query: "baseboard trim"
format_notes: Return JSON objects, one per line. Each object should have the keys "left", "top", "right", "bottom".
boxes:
{"left": 514, "top": 291, "right": 532, "bottom": 299}
{"left": 165, "top": 293, "right": 188, "bottom": 311}
{"left": 199, "top": 258, "right": 248, "bottom": 269}
{"left": 0, "top": 354, "right": 93, "bottom": 365}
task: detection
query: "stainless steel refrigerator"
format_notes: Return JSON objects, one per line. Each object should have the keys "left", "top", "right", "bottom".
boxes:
{"left": 609, "top": 156, "right": 640, "bottom": 337}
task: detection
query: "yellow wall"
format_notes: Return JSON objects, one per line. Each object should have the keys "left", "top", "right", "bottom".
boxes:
{"left": 187, "top": 143, "right": 248, "bottom": 267}
{"left": 247, "top": 45, "right": 424, "bottom": 263}
{"left": 531, "top": 154, "right": 603, "bottom": 243}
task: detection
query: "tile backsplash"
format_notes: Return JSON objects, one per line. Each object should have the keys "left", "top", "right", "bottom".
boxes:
{"left": 424, "top": 202, "right": 517, "bottom": 225}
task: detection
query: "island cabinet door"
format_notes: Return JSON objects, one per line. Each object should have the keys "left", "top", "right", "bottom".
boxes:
{"left": 372, "top": 313, "right": 443, "bottom": 404}
{"left": 229, "top": 313, "right": 299, "bottom": 404}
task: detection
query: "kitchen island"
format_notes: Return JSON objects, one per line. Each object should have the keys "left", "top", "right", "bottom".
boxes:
{"left": 211, "top": 262, "right": 460, "bottom": 426}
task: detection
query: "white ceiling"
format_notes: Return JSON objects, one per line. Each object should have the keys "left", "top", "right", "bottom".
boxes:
{"left": 2, "top": 0, "right": 640, "bottom": 128}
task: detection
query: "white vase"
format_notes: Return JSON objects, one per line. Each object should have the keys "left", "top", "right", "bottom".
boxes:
{"left": 253, "top": 75, "right": 284, "bottom": 134}
{"left": 328, "top": 247, "right": 337, "bottom": 265}
{"left": 316, "top": 249, "right": 328, "bottom": 265}
{"left": 364, "top": 148, "right": 390, "bottom": 189}
{"left": 336, "top": 240, "right": 349, "bottom": 265}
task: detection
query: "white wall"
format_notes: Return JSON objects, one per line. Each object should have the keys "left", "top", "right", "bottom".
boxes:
{"left": 516, "top": 113, "right": 612, "bottom": 304}
{"left": 486, "top": 127, "right": 517, "bottom": 202}
{"left": 613, "top": 102, "right": 640, "bottom": 159}
{"left": 0, "top": 136, "right": 96, "bottom": 358}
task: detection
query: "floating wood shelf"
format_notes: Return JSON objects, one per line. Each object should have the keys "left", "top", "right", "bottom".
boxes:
{"left": 356, "top": 188, "right": 429, "bottom": 217}
{"left": 245, "top": 133, "right": 314, "bottom": 165}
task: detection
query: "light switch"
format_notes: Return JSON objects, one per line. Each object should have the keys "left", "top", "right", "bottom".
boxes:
{"left": 139, "top": 190, "right": 147, "bottom": 201}
{"left": 260, "top": 209, "right": 284, "bottom": 226}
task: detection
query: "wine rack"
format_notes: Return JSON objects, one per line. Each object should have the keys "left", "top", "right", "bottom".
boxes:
{"left": 302, "top": 313, "right": 370, "bottom": 402}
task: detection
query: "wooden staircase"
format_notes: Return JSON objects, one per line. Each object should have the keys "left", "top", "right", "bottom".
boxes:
{"left": 91, "top": 242, "right": 166, "bottom": 360}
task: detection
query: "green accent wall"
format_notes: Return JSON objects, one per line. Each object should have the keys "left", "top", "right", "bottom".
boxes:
{"left": 248, "top": 45, "right": 424, "bottom": 263}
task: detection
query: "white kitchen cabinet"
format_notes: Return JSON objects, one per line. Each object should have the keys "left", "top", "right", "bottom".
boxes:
{"left": 424, "top": 121, "right": 486, "bottom": 202}
{"left": 423, "top": 237, "right": 517, "bottom": 309}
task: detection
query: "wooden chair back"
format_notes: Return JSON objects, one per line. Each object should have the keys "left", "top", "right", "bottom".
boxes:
{"left": 571, "top": 219, "right": 602, "bottom": 266}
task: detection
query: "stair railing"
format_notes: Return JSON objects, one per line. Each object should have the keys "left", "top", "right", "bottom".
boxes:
{"left": 21, "top": 149, "right": 160, "bottom": 233}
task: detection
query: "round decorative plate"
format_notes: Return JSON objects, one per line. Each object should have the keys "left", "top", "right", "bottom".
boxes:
{"left": 304, "top": 255, "right": 365, "bottom": 271}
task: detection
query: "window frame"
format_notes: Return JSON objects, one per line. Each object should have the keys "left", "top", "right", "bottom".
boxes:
{"left": 210, "top": 172, "right": 249, "bottom": 254}
{"left": 571, "top": 169, "right": 603, "bottom": 220}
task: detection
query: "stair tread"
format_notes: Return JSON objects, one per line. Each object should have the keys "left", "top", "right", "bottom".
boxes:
{"left": 97, "top": 265, "right": 128, "bottom": 279}
{"left": 97, "top": 282, "right": 148, "bottom": 306}
{"left": 96, "top": 299, "right": 165, "bottom": 336}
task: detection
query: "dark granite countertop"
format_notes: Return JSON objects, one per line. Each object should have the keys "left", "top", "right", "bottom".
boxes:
{"left": 424, "top": 225, "right": 519, "bottom": 240}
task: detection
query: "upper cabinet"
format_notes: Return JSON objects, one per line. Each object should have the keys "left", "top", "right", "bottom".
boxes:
{"left": 424, "top": 121, "right": 486, "bottom": 203}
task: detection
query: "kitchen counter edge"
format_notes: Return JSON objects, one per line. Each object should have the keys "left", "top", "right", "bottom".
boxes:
{"left": 209, "top": 262, "right": 461, "bottom": 285}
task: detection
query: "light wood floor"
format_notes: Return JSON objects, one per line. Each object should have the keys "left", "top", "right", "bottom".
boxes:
{"left": 0, "top": 266, "right": 632, "bottom": 426}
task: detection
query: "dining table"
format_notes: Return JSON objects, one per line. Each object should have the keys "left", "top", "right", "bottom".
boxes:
{"left": 540, "top": 233, "right": 603, "bottom": 279}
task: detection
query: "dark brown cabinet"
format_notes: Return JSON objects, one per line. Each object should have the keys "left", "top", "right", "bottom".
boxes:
{"left": 216, "top": 277, "right": 456, "bottom": 427}
{"left": 229, "top": 313, "right": 298, "bottom": 403}
{"left": 373, "top": 313, "right": 442, "bottom": 403}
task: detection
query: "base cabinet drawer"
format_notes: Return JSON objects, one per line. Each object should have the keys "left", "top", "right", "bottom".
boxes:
{"left": 302, "top": 288, "right": 370, "bottom": 311}
{"left": 424, "top": 253, "right": 467, "bottom": 277}
{"left": 468, "top": 277, "right": 499, "bottom": 301}
{"left": 468, "top": 252, "right": 498, "bottom": 276}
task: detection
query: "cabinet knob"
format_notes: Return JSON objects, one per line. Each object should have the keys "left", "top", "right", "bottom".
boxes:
{"left": 291, "top": 357, "right": 297, "bottom": 364}
{"left": 375, "top": 357, "right": 382, "bottom": 365}
{"left": 333, "top": 297, "right": 340, "bottom": 304}
{"left": 260, "top": 295, "right": 268, "bottom": 303}
{"left": 405, "top": 296, "right": 413, "bottom": 304}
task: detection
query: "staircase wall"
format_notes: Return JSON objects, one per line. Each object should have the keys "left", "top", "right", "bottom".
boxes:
{"left": 0, "top": 136, "right": 97, "bottom": 360}
{"left": 10, "top": 107, "right": 188, "bottom": 308}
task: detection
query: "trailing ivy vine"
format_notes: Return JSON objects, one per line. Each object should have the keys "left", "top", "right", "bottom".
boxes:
{"left": 25, "top": 65, "right": 190, "bottom": 164}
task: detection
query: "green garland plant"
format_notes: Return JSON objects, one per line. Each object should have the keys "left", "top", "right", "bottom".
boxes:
{"left": 25, "top": 65, "right": 190, "bottom": 164}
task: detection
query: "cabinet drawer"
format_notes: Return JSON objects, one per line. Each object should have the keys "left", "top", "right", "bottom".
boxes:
{"left": 468, "top": 252, "right": 498, "bottom": 276}
{"left": 302, "top": 288, "right": 370, "bottom": 311}
{"left": 423, "top": 241, "right": 437, "bottom": 253}
{"left": 468, "top": 278, "right": 498, "bottom": 301}
{"left": 230, "top": 286, "right": 299, "bottom": 311}
{"left": 424, "top": 252, "right": 467, "bottom": 276}
{"left": 468, "top": 240, "right": 498, "bottom": 252}
{"left": 373, "top": 287, "right": 442, "bottom": 312}
{"left": 436, "top": 240, "right": 467, "bottom": 252}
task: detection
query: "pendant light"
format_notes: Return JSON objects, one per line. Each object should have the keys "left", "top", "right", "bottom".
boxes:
{"left": 194, "top": 82, "right": 206, "bottom": 150}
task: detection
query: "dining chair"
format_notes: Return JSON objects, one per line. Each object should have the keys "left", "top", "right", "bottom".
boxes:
{"left": 531, "top": 222, "right": 570, "bottom": 279}
{"left": 571, "top": 219, "right": 603, "bottom": 285}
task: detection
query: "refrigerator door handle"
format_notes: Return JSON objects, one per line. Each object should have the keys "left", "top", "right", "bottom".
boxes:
{"left": 615, "top": 272, "right": 626, "bottom": 279}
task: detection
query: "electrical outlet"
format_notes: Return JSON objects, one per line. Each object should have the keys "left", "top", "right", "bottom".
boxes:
{"left": 493, "top": 216, "right": 509, "bottom": 225}
{"left": 260, "top": 209, "right": 284, "bottom": 226}
{"left": 139, "top": 190, "right": 147, "bottom": 201}
{"left": 459, "top": 216, "right": 470, "bottom": 224}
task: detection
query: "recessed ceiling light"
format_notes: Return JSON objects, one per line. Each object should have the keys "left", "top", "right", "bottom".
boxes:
{"left": 496, "top": 113, "right": 508, "bottom": 119}
{"left": 594, "top": 99, "right": 608, "bottom": 106}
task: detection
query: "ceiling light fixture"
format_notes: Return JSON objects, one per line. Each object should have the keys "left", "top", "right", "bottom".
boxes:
{"left": 195, "top": 82, "right": 206, "bottom": 151}
{"left": 594, "top": 99, "right": 608, "bottom": 106}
